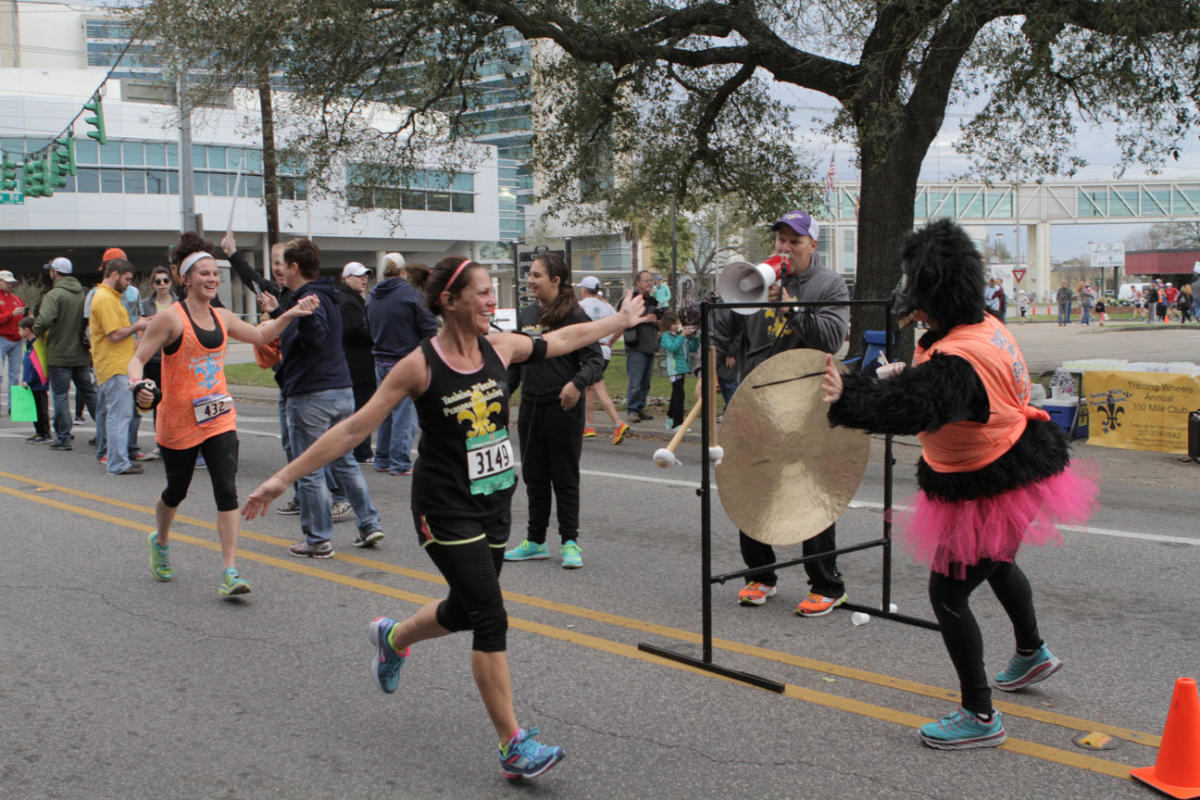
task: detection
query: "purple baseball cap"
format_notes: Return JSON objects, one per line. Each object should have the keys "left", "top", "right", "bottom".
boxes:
{"left": 772, "top": 210, "right": 819, "bottom": 241}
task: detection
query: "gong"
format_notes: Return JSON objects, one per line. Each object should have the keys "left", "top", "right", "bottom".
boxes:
{"left": 716, "top": 349, "right": 870, "bottom": 545}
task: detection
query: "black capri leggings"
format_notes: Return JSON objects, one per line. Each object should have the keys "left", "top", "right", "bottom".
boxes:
{"left": 928, "top": 559, "right": 1043, "bottom": 716}
{"left": 419, "top": 513, "right": 510, "bottom": 653}
{"left": 159, "top": 430, "right": 240, "bottom": 511}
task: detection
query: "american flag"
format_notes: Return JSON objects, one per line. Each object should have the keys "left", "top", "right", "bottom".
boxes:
{"left": 823, "top": 154, "right": 836, "bottom": 214}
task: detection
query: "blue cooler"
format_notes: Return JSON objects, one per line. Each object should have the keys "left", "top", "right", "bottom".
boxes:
{"left": 1042, "top": 399, "right": 1087, "bottom": 439}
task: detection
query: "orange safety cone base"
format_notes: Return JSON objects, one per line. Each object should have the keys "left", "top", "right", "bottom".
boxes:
{"left": 1130, "top": 766, "right": 1200, "bottom": 799}
{"left": 1130, "top": 678, "right": 1200, "bottom": 799}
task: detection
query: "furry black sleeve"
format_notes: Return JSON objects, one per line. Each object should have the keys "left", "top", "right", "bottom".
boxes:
{"left": 827, "top": 353, "right": 988, "bottom": 435}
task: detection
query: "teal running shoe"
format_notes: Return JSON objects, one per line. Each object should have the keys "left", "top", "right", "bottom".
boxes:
{"left": 504, "top": 539, "right": 549, "bottom": 561}
{"left": 995, "top": 644, "right": 1062, "bottom": 691}
{"left": 561, "top": 540, "right": 582, "bottom": 569}
{"left": 147, "top": 531, "right": 172, "bottom": 582}
{"left": 219, "top": 567, "right": 250, "bottom": 597}
{"left": 499, "top": 726, "right": 564, "bottom": 780}
{"left": 918, "top": 707, "right": 1006, "bottom": 750}
{"left": 369, "top": 617, "right": 409, "bottom": 693}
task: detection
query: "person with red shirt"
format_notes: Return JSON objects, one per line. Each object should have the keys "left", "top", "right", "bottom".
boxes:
{"left": 0, "top": 269, "right": 27, "bottom": 415}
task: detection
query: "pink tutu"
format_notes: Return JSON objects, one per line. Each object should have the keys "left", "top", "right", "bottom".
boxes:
{"left": 896, "top": 462, "right": 1099, "bottom": 578}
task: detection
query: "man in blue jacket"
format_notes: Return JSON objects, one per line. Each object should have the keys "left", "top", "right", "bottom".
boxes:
{"left": 276, "top": 238, "right": 384, "bottom": 557}
{"left": 366, "top": 258, "right": 437, "bottom": 476}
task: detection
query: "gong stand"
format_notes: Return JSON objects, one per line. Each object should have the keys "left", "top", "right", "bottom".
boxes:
{"left": 638, "top": 299, "right": 939, "bottom": 694}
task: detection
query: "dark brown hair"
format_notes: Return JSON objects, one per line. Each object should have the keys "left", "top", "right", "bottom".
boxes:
{"left": 534, "top": 252, "right": 580, "bottom": 329}
{"left": 658, "top": 310, "right": 680, "bottom": 333}
{"left": 104, "top": 258, "right": 134, "bottom": 278}
{"left": 425, "top": 256, "right": 482, "bottom": 316}
{"left": 282, "top": 238, "right": 321, "bottom": 279}
{"left": 170, "top": 231, "right": 216, "bottom": 267}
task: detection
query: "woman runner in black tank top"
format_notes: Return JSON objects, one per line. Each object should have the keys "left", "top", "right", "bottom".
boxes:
{"left": 243, "top": 257, "right": 645, "bottom": 782}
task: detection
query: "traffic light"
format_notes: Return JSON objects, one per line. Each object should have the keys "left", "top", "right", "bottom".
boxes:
{"left": 53, "top": 137, "right": 77, "bottom": 176}
{"left": 83, "top": 92, "right": 107, "bottom": 145}
{"left": 1, "top": 153, "right": 17, "bottom": 192}
{"left": 23, "top": 158, "right": 48, "bottom": 197}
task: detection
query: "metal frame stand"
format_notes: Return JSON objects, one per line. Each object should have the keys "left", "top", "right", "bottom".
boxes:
{"left": 638, "top": 299, "right": 939, "bottom": 692}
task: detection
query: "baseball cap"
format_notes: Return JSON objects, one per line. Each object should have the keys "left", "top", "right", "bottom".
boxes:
{"left": 101, "top": 247, "right": 127, "bottom": 265}
{"left": 772, "top": 210, "right": 819, "bottom": 241}
{"left": 342, "top": 261, "right": 370, "bottom": 278}
{"left": 382, "top": 252, "right": 405, "bottom": 270}
{"left": 579, "top": 276, "right": 601, "bottom": 290}
{"left": 0, "top": 269, "right": 16, "bottom": 283}
{"left": 44, "top": 256, "right": 73, "bottom": 274}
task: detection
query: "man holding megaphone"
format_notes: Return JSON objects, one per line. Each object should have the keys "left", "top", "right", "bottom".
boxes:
{"left": 717, "top": 210, "right": 853, "bottom": 617}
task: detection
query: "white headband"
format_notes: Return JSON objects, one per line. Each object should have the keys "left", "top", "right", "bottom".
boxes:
{"left": 179, "top": 251, "right": 214, "bottom": 277}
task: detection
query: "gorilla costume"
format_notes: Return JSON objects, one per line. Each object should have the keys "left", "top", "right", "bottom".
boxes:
{"left": 824, "top": 219, "right": 1097, "bottom": 750}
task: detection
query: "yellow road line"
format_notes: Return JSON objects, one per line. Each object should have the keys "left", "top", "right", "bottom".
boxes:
{"left": 0, "top": 470, "right": 1159, "bottom": 748}
{"left": 0, "top": 473, "right": 1159, "bottom": 770}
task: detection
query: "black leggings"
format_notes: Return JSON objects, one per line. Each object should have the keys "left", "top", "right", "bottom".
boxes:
{"left": 928, "top": 559, "right": 1043, "bottom": 715}
{"left": 159, "top": 430, "right": 240, "bottom": 511}
{"left": 425, "top": 537, "right": 508, "bottom": 653}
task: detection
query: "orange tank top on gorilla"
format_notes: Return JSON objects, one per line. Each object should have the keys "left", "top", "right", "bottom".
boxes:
{"left": 156, "top": 303, "right": 237, "bottom": 450}
{"left": 914, "top": 314, "right": 1050, "bottom": 473}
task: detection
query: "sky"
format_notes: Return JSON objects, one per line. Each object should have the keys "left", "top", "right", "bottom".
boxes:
{"left": 777, "top": 91, "right": 1200, "bottom": 263}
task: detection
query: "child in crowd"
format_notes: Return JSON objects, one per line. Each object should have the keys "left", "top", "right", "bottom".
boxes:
{"left": 659, "top": 311, "right": 698, "bottom": 431}
{"left": 1094, "top": 298, "right": 1106, "bottom": 326}
{"left": 18, "top": 317, "right": 50, "bottom": 443}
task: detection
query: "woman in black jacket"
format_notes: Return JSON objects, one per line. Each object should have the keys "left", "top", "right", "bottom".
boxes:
{"left": 503, "top": 252, "right": 604, "bottom": 569}
{"left": 339, "top": 262, "right": 377, "bottom": 462}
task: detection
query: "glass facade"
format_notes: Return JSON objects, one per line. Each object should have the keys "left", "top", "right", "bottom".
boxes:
{"left": 345, "top": 165, "right": 475, "bottom": 212}
{"left": 0, "top": 138, "right": 306, "bottom": 200}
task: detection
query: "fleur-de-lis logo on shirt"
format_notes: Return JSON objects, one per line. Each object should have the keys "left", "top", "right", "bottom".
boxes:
{"left": 457, "top": 388, "right": 501, "bottom": 437}
{"left": 764, "top": 308, "right": 790, "bottom": 339}
{"left": 191, "top": 354, "right": 222, "bottom": 391}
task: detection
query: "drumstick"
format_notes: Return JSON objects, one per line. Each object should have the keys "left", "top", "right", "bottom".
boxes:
{"left": 653, "top": 398, "right": 704, "bottom": 468}
{"left": 706, "top": 346, "right": 724, "bottom": 465}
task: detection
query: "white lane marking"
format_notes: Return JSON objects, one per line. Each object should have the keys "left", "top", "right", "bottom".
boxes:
{"left": 581, "top": 470, "right": 1200, "bottom": 546}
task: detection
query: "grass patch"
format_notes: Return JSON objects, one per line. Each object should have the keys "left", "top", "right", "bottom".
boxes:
{"left": 224, "top": 362, "right": 278, "bottom": 389}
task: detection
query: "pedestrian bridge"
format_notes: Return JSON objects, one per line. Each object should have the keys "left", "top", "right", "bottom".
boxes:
{"left": 825, "top": 179, "right": 1200, "bottom": 300}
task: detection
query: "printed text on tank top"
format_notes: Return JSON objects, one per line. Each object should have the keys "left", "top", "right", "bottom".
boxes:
{"left": 430, "top": 336, "right": 515, "bottom": 496}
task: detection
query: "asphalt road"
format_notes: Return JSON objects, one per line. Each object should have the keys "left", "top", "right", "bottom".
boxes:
{"left": 2, "top": 322, "right": 1199, "bottom": 799}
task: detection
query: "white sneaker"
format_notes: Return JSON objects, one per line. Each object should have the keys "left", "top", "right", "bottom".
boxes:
{"left": 331, "top": 501, "right": 353, "bottom": 522}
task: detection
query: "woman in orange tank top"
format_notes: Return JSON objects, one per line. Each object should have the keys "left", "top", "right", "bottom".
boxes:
{"left": 821, "top": 220, "right": 1097, "bottom": 752}
{"left": 128, "top": 232, "right": 317, "bottom": 599}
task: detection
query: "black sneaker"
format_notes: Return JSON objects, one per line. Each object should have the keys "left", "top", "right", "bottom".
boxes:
{"left": 49, "top": 442, "right": 72, "bottom": 451}
{"left": 275, "top": 498, "right": 301, "bottom": 515}
{"left": 637, "top": 410, "right": 654, "bottom": 421}
{"left": 25, "top": 435, "right": 50, "bottom": 444}
{"left": 116, "top": 464, "right": 144, "bottom": 475}
{"left": 628, "top": 413, "right": 642, "bottom": 424}
{"left": 353, "top": 530, "right": 385, "bottom": 548}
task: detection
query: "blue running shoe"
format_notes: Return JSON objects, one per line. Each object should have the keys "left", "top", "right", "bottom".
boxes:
{"left": 499, "top": 726, "right": 564, "bottom": 780}
{"left": 147, "top": 531, "right": 172, "bottom": 582}
{"left": 918, "top": 707, "right": 1006, "bottom": 750}
{"left": 368, "top": 617, "right": 408, "bottom": 693}
{"left": 218, "top": 567, "right": 250, "bottom": 597}
{"left": 995, "top": 643, "right": 1062, "bottom": 691}
{"left": 504, "top": 539, "right": 549, "bottom": 561}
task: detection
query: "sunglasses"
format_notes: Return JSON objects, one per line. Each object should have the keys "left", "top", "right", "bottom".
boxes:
{"left": 154, "top": 278, "right": 171, "bottom": 285}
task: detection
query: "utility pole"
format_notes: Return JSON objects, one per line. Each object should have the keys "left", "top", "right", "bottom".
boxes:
{"left": 256, "top": 61, "right": 280, "bottom": 247}
{"left": 177, "top": 69, "right": 196, "bottom": 234}
{"left": 670, "top": 193, "right": 678, "bottom": 313}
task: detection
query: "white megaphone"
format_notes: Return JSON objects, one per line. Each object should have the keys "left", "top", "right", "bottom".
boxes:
{"left": 717, "top": 255, "right": 792, "bottom": 315}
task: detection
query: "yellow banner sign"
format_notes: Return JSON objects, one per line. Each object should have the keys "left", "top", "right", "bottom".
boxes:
{"left": 1084, "top": 371, "right": 1200, "bottom": 453}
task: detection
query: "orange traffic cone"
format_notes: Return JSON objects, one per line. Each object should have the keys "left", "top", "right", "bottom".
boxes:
{"left": 1131, "top": 677, "right": 1200, "bottom": 798}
